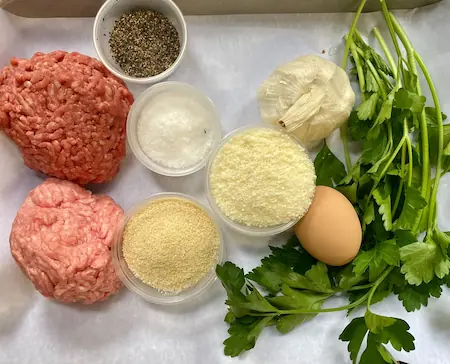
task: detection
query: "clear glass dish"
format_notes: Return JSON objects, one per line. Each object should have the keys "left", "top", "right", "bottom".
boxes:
{"left": 206, "top": 125, "right": 314, "bottom": 237}
{"left": 112, "top": 192, "right": 224, "bottom": 305}
{"left": 127, "top": 82, "right": 222, "bottom": 177}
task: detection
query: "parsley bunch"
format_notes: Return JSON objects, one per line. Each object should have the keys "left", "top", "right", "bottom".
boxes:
{"left": 216, "top": 1, "right": 450, "bottom": 363}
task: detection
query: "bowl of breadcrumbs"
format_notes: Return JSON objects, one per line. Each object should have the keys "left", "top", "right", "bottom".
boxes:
{"left": 112, "top": 193, "right": 224, "bottom": 304}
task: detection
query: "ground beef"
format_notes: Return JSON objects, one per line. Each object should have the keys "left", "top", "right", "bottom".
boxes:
{"left": 0, "top": 51, "right": 134, "bottom": 184}
{"left": 10, "top": 178, "right": 123, "bottom": 304}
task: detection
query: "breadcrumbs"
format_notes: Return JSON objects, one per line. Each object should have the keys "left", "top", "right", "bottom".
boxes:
{"left": 210, "top": 128, "right": 316, "bottom": 227}
{"left": 122, "top": 198, "right": 220, "bottom": 293}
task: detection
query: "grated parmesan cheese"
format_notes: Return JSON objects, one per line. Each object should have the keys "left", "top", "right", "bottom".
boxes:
{"left": 210, "top": 128, "right": 316, "bottom": 227}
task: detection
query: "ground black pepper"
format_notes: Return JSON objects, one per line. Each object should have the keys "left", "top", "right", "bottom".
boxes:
{"left": 109, "top": 9, "right": 180, "bottom": 78}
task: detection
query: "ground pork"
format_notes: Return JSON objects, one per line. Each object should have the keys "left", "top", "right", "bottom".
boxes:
{"left": 10, "top": 178, "right": 123, "bottom": 304}
{"left": 0, "top": 51, "right": 134, "bottom": 184}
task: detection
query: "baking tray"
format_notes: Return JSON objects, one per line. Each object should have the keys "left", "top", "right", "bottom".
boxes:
{"left": 1, "top": 2, "right": 450, "bottom": 364}
{"left": 0, "top": 0, "right": 441, "bottom": 17}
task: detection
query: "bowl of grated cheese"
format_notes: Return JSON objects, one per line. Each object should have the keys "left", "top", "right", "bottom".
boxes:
{"left": 206, "top": 125, "right": 317, "bottom": 237}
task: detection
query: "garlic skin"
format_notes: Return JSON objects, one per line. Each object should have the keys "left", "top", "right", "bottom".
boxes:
{"left": 257, "top": 55, "right": 356, "bottom": 149}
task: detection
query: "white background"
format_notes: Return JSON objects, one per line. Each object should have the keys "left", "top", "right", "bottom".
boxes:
{"left": 1, "top": 3, "right": 450, "bottom": 363}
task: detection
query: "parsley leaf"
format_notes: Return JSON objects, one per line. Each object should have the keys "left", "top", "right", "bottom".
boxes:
{"left": 216, "top": 262, "right": 246, "bottom": 296}
{"left": 224, "top": 316, "right": 273, "bottom": 357}
{"left": 425, "top": 106, "right": 447, "bottom": 127}
{"left": 337, "top": 264, "right": 368, "bottom": 290}
{"left": 360, "top": 333, "right": 393, "bottom": 364}
{"left": 271, "top": 285, "right": 328, "bottom": 334}
{"left": 268, "top": 284, "right": 329, "bottom": 310}
{"left": 364, "top": 201, "right": 375, "bottom": 226}
{"left": 373, "top": 183, "right": 392, "bottom": 231}
{"left": 362, "top": 126, "right": 388, "bottom": 164}
{"left": 247, "top": 260, "right": 290, "bottom": 294}
{"left": 365, "top": 66, "right": 379, "bottom": 93}
{"left": 400, "top": 239, "right": 450, "bottom": 285}
{"left": 377, "top": 319, "right": 415, "bottom": 352}
{"left": 373, "top": 91, "right": 395, "bottom": 127}
{"left": 395, "top": 279, "right": 442, "bottom": 312}
{"left": 353, "top": 240, "right": 399, "bottom": 282}
{"left": 365, "top": 311, "right": 396, "bottom": 334}
{"left": 393, "top": 187, "right": 427, "bottom": 231}
{"left": 270, "top": 236, "right": 317, "bottom": 275}
{"left": 395, "top": 230, "right": 417, "bottom": 247}
{"left": 276, "top": 314, "right": 315, "bottom": 335}
{"left": 336, "top": 183, "right": 358, "bottom": 204}
{"left": 358, "top": 93, "right": 380, "bottom": 120}
{"left": 246, "top": 286, "right": 279, "bottom": 312}
{"left": 283, "top": 262, "right": 334, "bottom": 293}
{"left": 349, "top": 110, "right": 370, "bottom": 141}
{"left": 247, "top": 237, "right": 317, "bottom": 293}
{"left": 339, "top": 317, "right": 368, "bottom": 363}
{"left": 341, "top": 312, "right": 415, "bottom": 364}
{"left": 394, "top": 88, "right": 426, "bottom": 113}
{"left": 315, "top": 143, "right": 347, "bottom": 187}
{"left": 402, "top": 66, "right": 418, "bottom": 92}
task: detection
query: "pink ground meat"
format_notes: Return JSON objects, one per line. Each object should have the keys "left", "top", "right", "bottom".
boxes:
{"left": 0, "top": 51, "right": 134, "bottom": 184}
{"left": 10, "top": 178, "right": 123, "bottom": 304}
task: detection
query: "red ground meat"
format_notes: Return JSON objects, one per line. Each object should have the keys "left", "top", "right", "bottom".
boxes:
{"left": 10, "top": 178, "right": 123, "bottom": 304}
{"left": 0, "top": 51, "right": 134, "bottom": 184}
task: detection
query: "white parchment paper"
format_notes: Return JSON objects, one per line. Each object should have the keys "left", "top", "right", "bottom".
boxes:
{"left": 1, "top": 3, "right": 450, "bottom": 363}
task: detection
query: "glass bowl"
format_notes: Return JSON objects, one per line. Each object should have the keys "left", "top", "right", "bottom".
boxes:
{"left": 112, "top": 192, "right": 224, "bottom": 305}
{"left": 127, "top": 82, "right": 222, "bottom": 177}
{"left": 206, "top": 125, "right": 314, "bottom": 237}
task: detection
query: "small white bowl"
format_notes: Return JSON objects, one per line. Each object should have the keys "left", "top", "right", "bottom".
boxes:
{"left": 127, "top": 81, "right": 222, "bottom": 176}
{"left": 93, "top": 0, "right": 187, "bottom": 84}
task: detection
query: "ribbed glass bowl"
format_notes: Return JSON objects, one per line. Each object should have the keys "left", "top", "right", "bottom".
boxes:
{"left": 112, "top": 192, "right": 224, "bottom": 305}
{"left": 206, "top": 125, "right": 314, "bottom": 237}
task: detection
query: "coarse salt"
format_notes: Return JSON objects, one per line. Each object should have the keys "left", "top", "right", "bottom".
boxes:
{"left": 137, "top": 93, "right": 215, "bottom": 169}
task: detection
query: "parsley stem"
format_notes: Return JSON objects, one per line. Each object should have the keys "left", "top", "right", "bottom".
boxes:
{"left": 415, "top": 52, "right": 443, "bottom": 228}
{"left": 340, "top": 0, "right": 367, "bottom": 171}
{"left": 406, "top": 135, "right": 413, "bottom": 187}
{"left": 250, "top": 292, "right": 371, "bottom": 316}
{"left": 379, "top": 1, "right": 403, "bottom": 82}
{"left": 393, "top": 143, "right": 406, "bottom": 216}
{"left": 344, "top": 282, "right": 375, "bottom": 292}
{"left": 390, "top": 13, "right": 430, "bottom": 212}
{"left": 362, "top": 128, "right": 407, "bottom": 230}
{"left": 393, "top": 131, "right": 414, "bottom": 217}
{"left": 366, "top": 60, "right": 388, "bottom": 99}
{"left": 350, "top": 42, "right": 366, "bottom": 102}
{"left": 372, "top": 27, "right": 397, "bottom": 79}
{"left": 377, "top": 129, "right": 406, "bottom": 183}
{"left": 342, "top": 0, "right": 367, "bottom": 70}
{"left": 379, "top": 71, "right": 394, "bottom": 91}
{"left": 367, "top": 266, "right": 394, "bottom": 309}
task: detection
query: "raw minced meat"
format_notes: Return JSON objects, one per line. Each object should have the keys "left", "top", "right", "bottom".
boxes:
{"left": 10, "top": 178, "right": 123, "bottom": 304}
{"left": 0, "top": 51, "right": 134, "bottom": 184}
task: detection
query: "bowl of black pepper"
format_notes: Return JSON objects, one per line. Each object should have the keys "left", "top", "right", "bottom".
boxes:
{"left": 93, "top": 0, "right": 187, "bottom": 84}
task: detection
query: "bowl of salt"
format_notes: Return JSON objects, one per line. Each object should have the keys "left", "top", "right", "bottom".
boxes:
{"left": 127, "top": 81, "right": 222, "bottom": 177}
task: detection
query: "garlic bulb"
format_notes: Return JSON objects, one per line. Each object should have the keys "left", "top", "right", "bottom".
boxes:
{"left": 257, "top": 55, "right": 356, "bottom": 149}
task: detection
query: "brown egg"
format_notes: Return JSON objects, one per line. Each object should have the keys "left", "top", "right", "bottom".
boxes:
{"left": 294, "top": 185, "right": 362, "bottom": 266}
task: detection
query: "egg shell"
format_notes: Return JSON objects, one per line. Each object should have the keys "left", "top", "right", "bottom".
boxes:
{"left": 294, "top": 185, "right": 362, "bottom": 266}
